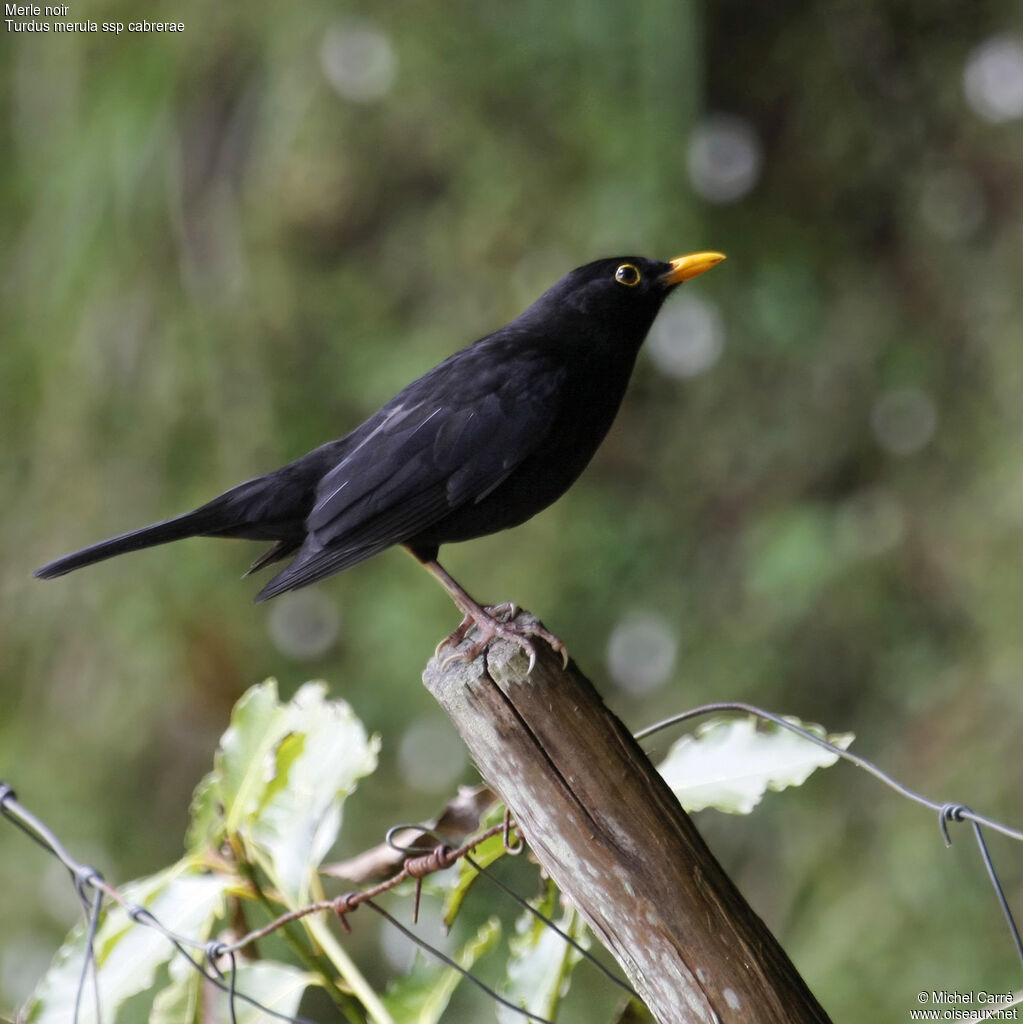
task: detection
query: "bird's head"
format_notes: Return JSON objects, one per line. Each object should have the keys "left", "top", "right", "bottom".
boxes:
{"left": 519, "top": 251, "right": 726, "bottom": 347}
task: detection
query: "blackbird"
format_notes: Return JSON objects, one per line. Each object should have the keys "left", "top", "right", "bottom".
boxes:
{"left": 35, "top": 251, "right": 725, "bottom": 667}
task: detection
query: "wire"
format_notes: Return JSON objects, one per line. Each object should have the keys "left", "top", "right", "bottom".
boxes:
{"left": 636, "top": 702, "right": 1023, "bottom": 974}
{"left": 363, "top": 898, "right": 557, "bottom": 1024}
{"left": 4, "top": 692, "right": 1022, "bottom": 1023}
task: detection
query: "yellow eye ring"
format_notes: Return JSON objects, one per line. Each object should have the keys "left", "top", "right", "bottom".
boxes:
{"left": 615, "top": 263, "right": 641, "bottom": 287}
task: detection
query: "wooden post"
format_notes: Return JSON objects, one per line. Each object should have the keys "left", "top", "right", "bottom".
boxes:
{"left": 423, "top": 613, "right": 832, "bottom": 1024}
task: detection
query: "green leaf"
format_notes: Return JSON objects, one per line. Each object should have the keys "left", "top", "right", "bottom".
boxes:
{"left": 185, "top": 770, "right": 219, "bottom": 854}
{"left": 26, "top": 859, "right": 228, "bottom": 1024}
{"left": 218, "top": 679, "right": 289, "bottom": 837}
{"left": 497, "top": 881, "right": 586, "bottom": 1023}
{"left": 186, "top": 678, "right": 380, "bottom": 904}
{"left": 191, "top": 679, "right": 385, "bottom": 1016}
{"left": 187, "top": 679, "right": 286, "bottom": 853}
{"left": 29, "top": 681, "right": 383, "bottom": 1024}
{"left": 657, "top": 715, "right": 854, "bottom": 814}
{"left": 383, "top": 918, "right": 500, "bottom": 1024}
{"left": 611, "top": 996, "right": 658, "bottom": 1023}
{"left": 441, "top": 830, "right": 507, "bottom": 928}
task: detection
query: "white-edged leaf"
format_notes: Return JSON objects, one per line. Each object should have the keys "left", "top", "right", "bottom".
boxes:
{"left": 27, "top": 680, "right": 380, "bottom": 1024}
{"left": 497, "top": 882, "right": 586, "bottom": 1023}
{"left": 187, "top": 678, "right": 379, "bottom": 903}
{"left": 657, "top": 715, "right": 854, "bottom": 814}
{"left": 208, "top": 961, "right": 321, "bottom": 1024}
{"left": 186, "top": 679, "right": 382, "bottom": 1015}
{"left": 383, "top": 918, "right": 500, "bottom": 1024}
{"left": 26, "top": 859, "right": 228, "bottom": 1024}
{"left": 247, "top": 681, "right": 380, "bottom": 902}
{"left": 217, "top": 680, "right": 287, "bottom": 837}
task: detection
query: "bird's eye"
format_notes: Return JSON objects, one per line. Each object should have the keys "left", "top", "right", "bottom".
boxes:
{"left": 615, "top": 263, "right": 641, "bottom": 287}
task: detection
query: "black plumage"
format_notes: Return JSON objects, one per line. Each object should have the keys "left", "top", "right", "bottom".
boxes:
{"left": 35, "top": 251, "right": 724, "bottom": 666}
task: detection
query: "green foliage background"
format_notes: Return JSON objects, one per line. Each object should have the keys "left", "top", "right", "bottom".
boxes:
{"left": 3, "top": 0, "right": 1023, "bottom": 1019}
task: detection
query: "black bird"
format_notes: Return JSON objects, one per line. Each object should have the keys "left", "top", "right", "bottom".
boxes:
{"left": 35, "top": 251, "right": 725, "bottom": 667}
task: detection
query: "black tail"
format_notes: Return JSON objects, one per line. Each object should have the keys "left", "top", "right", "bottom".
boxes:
{"left": 33, "top": 506, "right": 228, "bottom": 580}
{"left": 34, "top": 449, "right": 338, "bottom": 585}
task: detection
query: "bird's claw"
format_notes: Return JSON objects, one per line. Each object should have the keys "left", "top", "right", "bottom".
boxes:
{"left": 435, "top": 615, "right": 476, "bottom": 659}
{"left": 437, "top": 605, "right": 568, "bottom": 673}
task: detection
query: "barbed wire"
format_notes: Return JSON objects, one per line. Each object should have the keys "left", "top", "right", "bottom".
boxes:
{"left": 383, "top": 823, "right": 637, "bottom": 999}
{"left": 3, "top": 698, "right": 1022, "bottom": 1023}
{"left": 0, "top": 784, "right": 559, "bottom": 1024}
{"left": 636, "top": 701, "right": 1023, "bottom": 976}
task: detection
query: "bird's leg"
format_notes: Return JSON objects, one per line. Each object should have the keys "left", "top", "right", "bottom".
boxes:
{"left": 411, "top": 555, "right": 568, "bottom": 673}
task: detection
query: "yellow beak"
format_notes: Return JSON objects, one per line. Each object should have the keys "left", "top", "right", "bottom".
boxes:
{"left": 661, "top": 251, "right": 726, "bottom": 286}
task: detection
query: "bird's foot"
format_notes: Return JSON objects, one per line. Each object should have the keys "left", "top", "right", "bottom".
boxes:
{"left": 435, "top": 602, "right": 516, "bottom": 658}
{"left": 437, "top": 604, "right": 568, "bottom": 674}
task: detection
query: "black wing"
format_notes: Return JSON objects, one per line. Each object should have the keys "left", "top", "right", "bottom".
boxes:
{"left": 255, "top": 348, "right": 565, "bottom": 599}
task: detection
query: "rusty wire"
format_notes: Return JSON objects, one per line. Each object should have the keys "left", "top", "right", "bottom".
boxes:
{"left": 3, "top": 698, "right": 1023, "bottom": 1023}
{"left": 0, "top": 787, "right": 549, "bottom": 1024}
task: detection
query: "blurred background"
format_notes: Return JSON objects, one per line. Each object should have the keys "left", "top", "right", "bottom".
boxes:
{"left": 3, "top": 0, "right": 1023, "bottom": 1019}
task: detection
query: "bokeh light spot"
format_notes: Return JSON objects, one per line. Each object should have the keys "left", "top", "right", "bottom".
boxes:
{"left": 606, "top": 611, "right": 678, "bottom": 694}
{"left": 398, "top": 717, "right": 467, "bottom": 794}
{"left": 647, "top": 295, "right": 725, "bottom": 379}
{"left": 321, "top": 19, "right": 398, "bottom": 103}
{"left": 687, "top": 114, "right": 762, "bottom": 203}
{"left": 963, "top": 35, "right": 1023, "bottom": 123}
{"left": 870, "top": 388, "right": 938, "bottom": 456}
{"left": 267, "top": 590, "right": 341, "bottom": 661}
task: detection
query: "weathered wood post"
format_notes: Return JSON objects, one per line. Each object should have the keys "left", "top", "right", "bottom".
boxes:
{"left": 423, "top": 612, "right": 832, "bottom": 1024}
